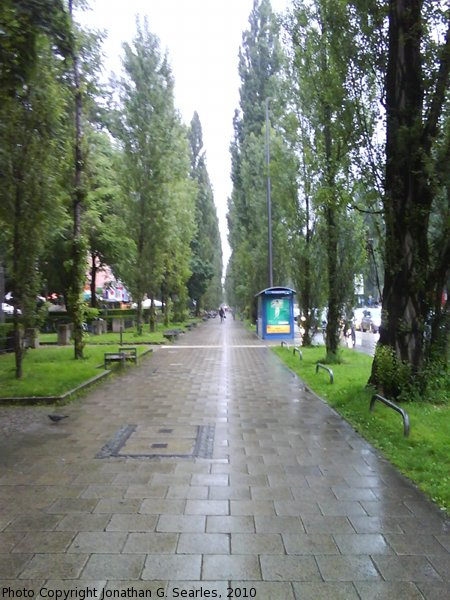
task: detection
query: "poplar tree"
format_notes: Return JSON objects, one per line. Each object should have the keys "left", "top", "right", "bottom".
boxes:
{"left": 188, "top": 112, "right": 223, "bottom": 314}
{"left": 0, "top": 0, "right": 70, "bottom": 377}
{"left": 227, "top": 0, "right": 287, "bottom": 317}
{"left": 115, "top": 18, "right": 195, "bottom": 333}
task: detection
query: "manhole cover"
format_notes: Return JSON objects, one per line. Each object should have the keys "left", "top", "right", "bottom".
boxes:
{"left": 96, "top": 424, "right": 215, "bottom": 459}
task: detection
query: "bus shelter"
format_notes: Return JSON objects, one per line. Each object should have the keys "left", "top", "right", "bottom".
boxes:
{"left": 256, "top": 287, "right": 296, "bottom": 340}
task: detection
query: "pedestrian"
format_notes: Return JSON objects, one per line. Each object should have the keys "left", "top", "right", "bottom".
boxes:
{"left": 219, "top": 306, "right": 225, "bottom": 323}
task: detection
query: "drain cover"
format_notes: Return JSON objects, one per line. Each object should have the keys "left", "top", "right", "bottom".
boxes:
{"left": 96, "top": 424, "right": 215, "bottom": 459}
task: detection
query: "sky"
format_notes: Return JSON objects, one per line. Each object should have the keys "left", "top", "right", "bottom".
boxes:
{"left": 77, "top": 0, "right": 290, "bottom": 274}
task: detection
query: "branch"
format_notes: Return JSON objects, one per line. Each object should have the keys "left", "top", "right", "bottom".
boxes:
{"left": 422, "top": 22, "right": 450, "bottom": 150}
{"left": 347, "top": 203, "right": 384, "bottom": 215}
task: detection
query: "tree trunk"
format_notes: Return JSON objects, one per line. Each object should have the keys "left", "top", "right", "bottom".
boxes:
{"left": 69, "top": 0, "right": 84, "bottom": 360}
{"left": 90, "top": 252, "right": 97, "bottom": 308}
{"left": 13, "top": 174, "right": 23, "bottom": 378}
{"left": 13, "top": 309, "right": 23, "bottom": 379}
{"left": 136, "top": 298, "right": 143, "bottom": 335}
{"left": 149, "top": 297, "right": 156, "bottom": 332}
{"left": 370, "top": 1, "right": 450, "bottom": 387}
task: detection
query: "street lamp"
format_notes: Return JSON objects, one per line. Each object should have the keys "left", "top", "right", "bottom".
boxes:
{"left": 265, "top": 97, "right": 273, "bottom": 288}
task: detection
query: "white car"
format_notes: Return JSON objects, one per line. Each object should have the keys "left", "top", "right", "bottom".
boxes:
{"left": 1, "top": 303, "right": 14, "bottom": 315}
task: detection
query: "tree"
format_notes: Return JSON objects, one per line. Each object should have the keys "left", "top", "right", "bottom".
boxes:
{"left": 66, "top": 0, "right": 88, "bottom": 359}
{"left": 114, "top": 18, "right": 195, "bottom": 333}
{"left": 0, "top": 35, "right": 68, "bottom": 377}
{"left": 83, "top": 130, "right": 128, "bottom": 308}
{"left": 227, "top": 0, "right": 287, "bottom": 317}
{"left": 187, "top": 112, "right": 222, "bottom": 314}
{"left": 370, "top": 0, "right": 450, "bottom": 396}
{"left": 284, "top": 0, "right": 370, "bottom": 360}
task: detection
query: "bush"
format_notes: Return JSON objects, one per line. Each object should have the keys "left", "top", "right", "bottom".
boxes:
{"left": 373, "top": 344, "right": 413, "bottom": 400}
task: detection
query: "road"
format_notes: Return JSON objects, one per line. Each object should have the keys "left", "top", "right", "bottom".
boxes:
{"left": 293, "top": 330, "right": 379, "bottom": 357}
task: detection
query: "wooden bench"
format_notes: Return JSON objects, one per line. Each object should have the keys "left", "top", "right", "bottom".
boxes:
{"left": 104, "top": 347, "right": 138, "bottom": 369}
{"left": 163, "top": 329, "right": 182, "bottom": 342}
{"left": 118, "top": 346, "right": 137, "bottom": 363}
{"left": 104, "top": 352, "right": 126, "bottom": 369}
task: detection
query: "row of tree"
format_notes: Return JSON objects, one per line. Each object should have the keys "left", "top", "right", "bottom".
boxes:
{"left": 226, "top": 0, "right": 449, "bottom": 401}
{"left": 0, "top": 2, "right": 222, "bottom": 378}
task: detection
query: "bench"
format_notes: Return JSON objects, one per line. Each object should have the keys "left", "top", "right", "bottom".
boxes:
{"left": 163, "top": 329, "right": 182, "bottom": 342}
{"left": 104, "top": 352, "right": 126, "bottom": 369}
{"left": 104, "top": 347, "right": 138, "bottom": 369}
{"left": 118, "top": 346, "right": 137, "bottom": 363}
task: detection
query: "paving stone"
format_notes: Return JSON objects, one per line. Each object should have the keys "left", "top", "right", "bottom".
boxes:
{"left": 316, "top": 555, "right": 381, "bottom": 581}
{"left": 371, "top": 555, "right": 443, "bottom": 582}
{"left": 156, "top": 514, "right": 205, "bottom": 533}
{"left": 82, "top": 553, "right": 145, "bottom": 579}
{"left": 332, "top": 533, "right": 393, "bottom": 554}
{"left": 20, "top": 553, "right": 88, "bottom": 579}
{"left": 282, "top": 533, "right": 339, "bottom": 555}
{"left": 140, "top": 498, "right": 186, "bottom": 514}
{"left": 142, "top": 554, "right": 201, "bottom": 580}
{"left": 177, "top": 532, "right": 229, "bottom": 554}
{"left": 255, "top": 516, "right": 305, "bottom": 534}
{"left": 416, "top": 582, "right": 450, "bottom": 600}
{"left": 56, "top": 514, "right": 111, "bottom": 531}
{"left": 11, "top": 531, "right": 75, "bottom": 553}
{"left": 231, "top": 533, "right": 284, "bottom": 554}
{"left": 6, "top": 514, "right": 63, "bottom": 532}
{"left": 165, "top": 484, "right": 207, "bottom": 499}
{"left": 301, "top": 515, "right": 354, "bottom": 534}
{"left": 384, "top": 533, "right": 449, "bottom": 555}
{"left": 260, "top": 555, "right": 320, "bottom": 581}
{"left": 185, "top": 500, "right": 229, "bottom": 515}
{"left": 292, "top": 582, "right": 360, "bottom": 599}
{"left": 355, "top": 581, "right": 426, "bottom": 599}
{"left": 106, "top": 514, "right": 157, "bottom": 532}
{"left": 202, "top": 554, "right": 261, "bottom": 580}
{"left": 0, "top": 554, "right": 32, "bottom": 578}
{"left": 206, "top": 515, "right": 255, "bottom": 533}
{"left": 67, "top": 531, "right": 128, "bottom": 553}
{"left": 93, "top": 498, "right": 141, "bottom": 513}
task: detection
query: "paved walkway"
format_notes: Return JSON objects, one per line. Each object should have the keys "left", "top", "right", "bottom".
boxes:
{"left": 0, "top": 319, "right": 448, "bottom": 599}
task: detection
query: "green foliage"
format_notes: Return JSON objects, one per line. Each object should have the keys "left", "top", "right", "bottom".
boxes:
{"left": 188, "top": 112, "right": 223, "bottom": 311}
{"left": 113, "top": 18, "right": 195, "bottom": 326}
{"left": 373, "top": 345, "right": 413, "bottom": 400}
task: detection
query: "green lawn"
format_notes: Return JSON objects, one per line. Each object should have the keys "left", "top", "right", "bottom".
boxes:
{"left": 0, "top": 344, "right": 151, "bottom": 398}
{"left": 39, "top": 320, "right": 196, "bottom": 346}
{"left": 273, "top": 345, "right": 450, "bottom": 513}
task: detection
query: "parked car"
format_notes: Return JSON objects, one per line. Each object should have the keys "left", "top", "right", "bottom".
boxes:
{"left": 360, "top": 307, "right": 381, "bottom": 333}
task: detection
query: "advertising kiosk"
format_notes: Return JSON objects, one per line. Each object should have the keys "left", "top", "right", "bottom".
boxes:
{"left": 256, "top": 287, "right": 296, "bottom": 341}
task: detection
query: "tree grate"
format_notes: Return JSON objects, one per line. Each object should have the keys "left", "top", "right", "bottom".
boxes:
{"left": 96, "top": 424, "right": 215, "bottom": 459}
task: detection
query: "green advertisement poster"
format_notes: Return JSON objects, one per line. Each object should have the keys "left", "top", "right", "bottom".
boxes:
{"left": 266, "top": 297, "right": 291, "bottom": 333}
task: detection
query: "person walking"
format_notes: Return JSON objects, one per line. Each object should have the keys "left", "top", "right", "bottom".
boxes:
{"left": 219, "top": 306, "right": 225, "bottom": 323}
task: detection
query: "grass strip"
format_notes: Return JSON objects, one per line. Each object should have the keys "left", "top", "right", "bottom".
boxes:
{"left": 273, "top": 345, "right": 450, "bottom": 514}
{"left": 39, "top": 320, "right": 198, "bottom": 345}
{"left": 0, "top": 344, "right": 151, "bottom": 398}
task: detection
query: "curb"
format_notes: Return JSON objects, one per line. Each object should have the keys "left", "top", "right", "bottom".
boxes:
{"left": 0, "top": 348, "right": 154, "bottom": 406}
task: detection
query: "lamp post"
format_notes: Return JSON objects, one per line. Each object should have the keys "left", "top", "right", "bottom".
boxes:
{"left": 265, "top": 97, "right": 273, "bottom": 288}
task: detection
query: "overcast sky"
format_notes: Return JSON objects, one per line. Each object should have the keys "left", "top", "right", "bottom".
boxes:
{"left": 77, "top": 0, "right": 290, "bottom": 272}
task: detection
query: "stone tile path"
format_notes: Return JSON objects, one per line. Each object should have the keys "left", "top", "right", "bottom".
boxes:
{"left": 0, "top": 318, "right": 448, "bottom": 599}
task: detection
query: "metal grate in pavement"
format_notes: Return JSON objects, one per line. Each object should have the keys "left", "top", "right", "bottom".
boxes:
{"left": 96, "top": 424, "right": 215, "bottom": 459}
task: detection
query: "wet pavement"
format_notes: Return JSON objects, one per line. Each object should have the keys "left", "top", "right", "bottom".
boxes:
{"left": 0, "top": 318, "right": 448, "bottom": 599}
